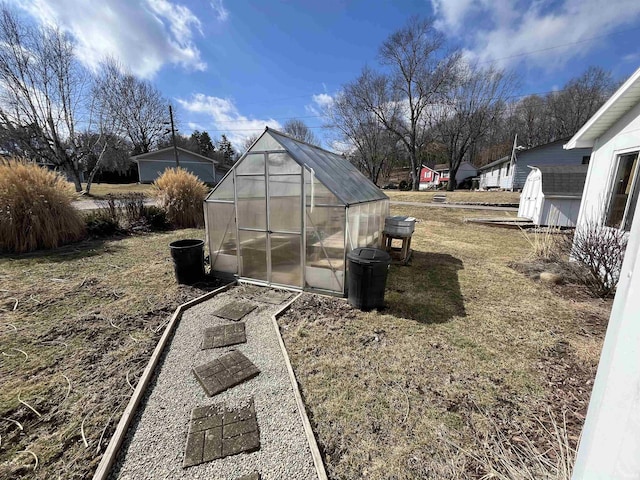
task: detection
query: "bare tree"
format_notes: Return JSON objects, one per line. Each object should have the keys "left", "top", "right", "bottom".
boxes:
{"left": 283, "top": 118, "right": 319, "bottom": 145}
{"left": 547, "top": 66, "right": 616, "bottom": 139}
{"left": 240, "top": 133, "right": 259, "bottom": 153}
{"left": 0, "top": 7, "right": 88, "bottom": 191}
{"left": 328, "top": 90, "right": 400, "bottom": 184}
{"left": 433, "top": 65, "right": 516, "bottom": 190}
{"left": 93, "top": 59, "right": 167, "bottom": 155}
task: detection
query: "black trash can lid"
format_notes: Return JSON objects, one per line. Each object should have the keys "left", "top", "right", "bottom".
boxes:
{"left": 347, "top": 247, "right": 391, "bottom": 265}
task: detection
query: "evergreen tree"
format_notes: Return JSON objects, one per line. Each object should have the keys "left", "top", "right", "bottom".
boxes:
{"left": 217, "top": 134, "right": 236, "bottom": 166}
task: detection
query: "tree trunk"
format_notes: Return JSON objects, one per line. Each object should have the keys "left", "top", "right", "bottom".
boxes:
{"left": 84, "top": 142, "right": 109, "bottom": 194}
{"left": 67, "top": 165, "right": 83, "bottom": 192}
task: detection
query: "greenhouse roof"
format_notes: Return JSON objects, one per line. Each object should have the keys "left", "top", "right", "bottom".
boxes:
{"left": 263, "top": 128, "right": 387, "bottom": 206}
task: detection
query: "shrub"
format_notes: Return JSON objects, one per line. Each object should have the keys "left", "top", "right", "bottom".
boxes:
{"left": 570, "top": 220, "right": 628, "bottom": 298}
{"left": 0, "top": 159, "right": 85, "bottom": 253}
{"left": 153, "top": 168, "right": 208, "bottom": 228}
{"left": 142, "top": 205, "right": 170, "bottom": 231}
{"left": 87, "top": 195, "right": 169, "bottom": 236}
{"left": 84, "top": 210, "right": 121, "bottom": 237}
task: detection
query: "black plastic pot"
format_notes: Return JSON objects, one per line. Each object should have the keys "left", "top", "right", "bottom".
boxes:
{"left": 169, "top": 239, "right": 205, "bottom": 285}
{"left": 347, "top": 247, "right": 391, "bottom": 311}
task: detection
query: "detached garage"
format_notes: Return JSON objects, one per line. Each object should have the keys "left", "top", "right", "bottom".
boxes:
{"left": 518, "top": 165, "right": 588, "bottom": 227}
{"left": 133, "top": 147, "right": 227, "bottom": 184}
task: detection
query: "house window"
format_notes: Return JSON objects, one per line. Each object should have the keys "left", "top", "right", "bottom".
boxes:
{"left": 606, "top": 152, "right": 640, "bottom": 231}
{"left": 582, "top": 155, "right": 590, "bottom": 165}
{"left": 506, "top": 161, "right": 510, "bottom": 176}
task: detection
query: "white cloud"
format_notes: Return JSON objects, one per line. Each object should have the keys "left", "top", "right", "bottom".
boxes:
{"left": 177, "top": 93, "right": 282, "bottom": 147}
{"left": 12, "top": 0, "right": 208, "bottom": 78}
{"left": 312, "top": 93, "right": 334, "bottom": 109}
{"left": 210, "top": 0, "right": 229, "bottom": 21}
{"left": 305, "top": 92, "right": 335, "bottom": 116}
{"left": 431, "top": 0, "right": 640, "bottom": 69}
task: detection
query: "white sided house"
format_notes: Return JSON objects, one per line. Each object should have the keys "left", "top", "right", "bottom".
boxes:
{"left": 478, "top": 156, "right": 512, "bottom": 189}
{"left": 517, "top": 165, "right": 588, "bottom": 227}
{"left": 479, "top": 140, "right": 591, "bottom": 191}
{"left": 564, "top": 66, "right": 640, "bottom": 479}
{"left": 133, "top": 147, "right": 228, "bottom": 184}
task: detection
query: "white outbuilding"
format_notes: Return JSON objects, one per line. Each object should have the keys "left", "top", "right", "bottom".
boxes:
{"left": 517, "top": 165, "right": 588, "bottom": 227}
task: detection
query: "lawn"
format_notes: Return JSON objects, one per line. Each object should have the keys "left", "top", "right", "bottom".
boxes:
{"left": 0, "top": 229, "right": 216, "bottom": 479}
{"left": 278, "top": 205, "right": 610, "bottom": 479}
{"left": 75, "top": 183, "right": 155, "bottom": 200}
{"left": 385, "top": 190, "right": 521, "bottom": 205}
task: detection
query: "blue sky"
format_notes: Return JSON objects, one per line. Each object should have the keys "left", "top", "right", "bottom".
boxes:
{"left": 11, "top": 0, "right": 640, "bottom": 149}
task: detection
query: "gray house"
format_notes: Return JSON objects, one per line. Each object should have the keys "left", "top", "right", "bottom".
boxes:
{"left": 133, "top": 147, "right": 228, "bottom": 184}
{"left": 479, "top": 139, "right": 591, "bottom": 190}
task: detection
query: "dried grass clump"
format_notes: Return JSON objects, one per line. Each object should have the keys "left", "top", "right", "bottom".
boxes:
{"left": 0, "top": 159, "right": 85, "bottom": 253}
{"left": 153, "top": 168, "right": 208, "bottom": 228}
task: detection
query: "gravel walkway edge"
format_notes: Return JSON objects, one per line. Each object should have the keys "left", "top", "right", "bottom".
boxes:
{"left": 92, "top": 282, "right": 235, "bottom": 480}
{"left": 269, "top": 292, "right": 328, "bottom": 480}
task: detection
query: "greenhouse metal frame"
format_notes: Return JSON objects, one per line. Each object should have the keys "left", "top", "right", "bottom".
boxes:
{"left": 204, "top": 127, "right": 389, "bottom": 295}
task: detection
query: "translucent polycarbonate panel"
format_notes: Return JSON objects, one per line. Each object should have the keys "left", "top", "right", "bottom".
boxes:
{"left": 268, "top": 152, "right": 301, "bottom": 174}
{"left": 370, "top": 201, "right": 382, "bottom": 247}
{"left": 306, "top": 206, "right": 345, "bottom": 262}
{"left": 206, "top": 202, "right": 237, "bottom": 273}
{"left": 251, "top": 132, "right": 284, "bottom": 152}
{"left": 305, "top": 205, "right": 345, "bottom": 292}
{"left": 269, "top": 130, "right": 388, "bottom": 205}
{"left": 239, "top": 230, "right": 267, "bottom": 281}
{"left": 358, "top": 202, "right": 371, "bottom": 247}
{"left": 236, "top": 153, "right": 265, "bottom": 175}
{"left": 346, "top": 204, "right": 360, "bottom": 251}
{"left": 269, "top": 175, "right": 302, "bottom": 233}
{"left": 209, "top": 173, "right": 234, "bottom": 201}
{"left": 304, "top": 168, "right": 341, "bottom": 206}
{"left": 237, "top": 175, "right": 266, "bottom": 229}
{"left": 270, "top": 233, "right": 302, "bottom": 287}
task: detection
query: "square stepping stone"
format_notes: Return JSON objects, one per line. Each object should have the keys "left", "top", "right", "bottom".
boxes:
{"left": 184, "top": 399, "right": 260, "bottom": 468}
{"left": 212, "top": 301, "right": 257, "bottom": 321}
{"left": 193, "top": 350, "right": 260, "bottom": 397}
{"left": 254, "top": 290, "right": 291, "bottom": 305}
{"left": 202, "top": 323, "right": 246, "bottom": 350}
{"left": 235, "top": 473, "right": 260, "bottom": 480}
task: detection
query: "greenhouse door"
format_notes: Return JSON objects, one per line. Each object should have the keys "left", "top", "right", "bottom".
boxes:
{"left": 236, "top": 152, "right": 303, "bottom": 288}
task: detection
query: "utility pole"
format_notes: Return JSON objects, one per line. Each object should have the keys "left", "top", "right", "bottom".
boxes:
{"left": 169, "top": 104, "right": 179, "bottom": 167}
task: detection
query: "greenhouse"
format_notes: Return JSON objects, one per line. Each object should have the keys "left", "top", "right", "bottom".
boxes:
{"left": 204, "top": 127, "right": 389, "bottom": 295}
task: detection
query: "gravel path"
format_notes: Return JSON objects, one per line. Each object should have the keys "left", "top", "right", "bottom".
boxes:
{"left": 109, "top": 285, "right": 317, "bottom": 480}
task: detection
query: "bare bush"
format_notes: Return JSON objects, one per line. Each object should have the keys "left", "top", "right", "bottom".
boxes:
{"left": 570, "top": 220, "right": 628, "bottom": 297}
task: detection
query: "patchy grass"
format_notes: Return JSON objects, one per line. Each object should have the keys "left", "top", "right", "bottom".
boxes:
{"left": 385, "top": 190, "right": 521, "bottom": 205}
{"left": 0, "top": 229, "right": 219, "bottom": 479}
{"left": 279, "top": 206, "right": 610, "bottom": 479}
{"left": 76, "top": 183, "right": 154, "bottom": 200}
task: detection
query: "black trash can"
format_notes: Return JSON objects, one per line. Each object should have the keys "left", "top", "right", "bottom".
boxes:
{"left": 347, "top": 247, "right": 392, "bottom": 311}
{"left": 169, "top": 239, "right": 205, "bottom": 285}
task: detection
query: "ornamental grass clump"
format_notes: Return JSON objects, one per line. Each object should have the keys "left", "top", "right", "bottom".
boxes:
{"left": 0, "top": 158, "right": 85, "bottom": 253}
{"left": 153, "top": 167, "right": 208, "bottom": 228}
